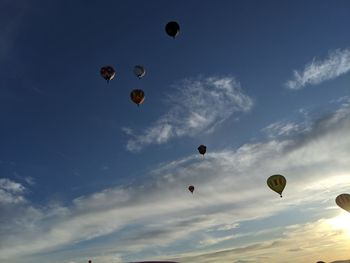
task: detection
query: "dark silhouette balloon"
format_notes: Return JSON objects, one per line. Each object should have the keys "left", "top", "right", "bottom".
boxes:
{"left": 134, "top": 65, "right": 146, "bottom": 79}
{"left": 336, "top": 193, "right": 350, "bottom": 213}
{"left": 188, "top": 185, "right": 195, "bottom": 194}
{"left": 130, "top": 89, "right": 145, "bottom": 106}
{"left": 197, "top": 145, "right": 207, "bottom": 155}
{"left": 100, "top": 66, "right": 115, "bottom": 82}
{"left": 267, "top": 174, "right": 286, "bottom": 198}
{"left": 165, "top": 21, "right": 180, "bottom": 38}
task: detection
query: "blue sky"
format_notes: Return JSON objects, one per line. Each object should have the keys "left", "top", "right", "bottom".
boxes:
{"left": 1, "top": 1, "right": 350, "bottom": 262}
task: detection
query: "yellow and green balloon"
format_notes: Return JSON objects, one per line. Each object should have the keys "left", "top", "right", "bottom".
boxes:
{"left": 267, "top": 174, "right": 286, "bottom": 198}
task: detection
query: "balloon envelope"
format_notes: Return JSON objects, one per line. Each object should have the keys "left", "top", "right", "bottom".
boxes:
{"left": 165, "top": 21, "right": 180, "bottom": 38}
{"left": 100, "top": 66, "right": 115, "bottom": 82}
{"left": 267, "top": 174, "right": 286, "bottom": 197}
{"left": 188, "top": 185, "right": 195, "bottom": 194}
{"left": 130, "top": 89, "right": 145, "bottom": 106}
{"left": 336, "top": 193, "right": 350, "bottom": 212}
{"left": 197, "top": 145, "right": 207, "bottom": 155}
{"left": 134, "top": 65, "right": 146, "bottom": 79}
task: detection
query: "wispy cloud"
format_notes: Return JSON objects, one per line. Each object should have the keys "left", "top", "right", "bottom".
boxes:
{"left": 2, "top": 99, "right": 350, "bottom": 263}
{"left": 285, "top": 48, "right": 350, "bottom": 90}
{"left": 262, "top": 121, "right": 302, "bottom": 138}
{"left": 123, "top": 76, "right": 253, "bottom": 152}
{"left": 0, "top": 178, "right": 26, "bottom": 204}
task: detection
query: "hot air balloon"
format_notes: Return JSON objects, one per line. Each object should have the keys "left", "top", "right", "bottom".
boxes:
{"left": 134, "top": 65, "right": 146, "bottom": 79}
{"left": 130, "top": 89, "right": 145, "bottom": 106}
{"left": 267, "top": 174, "right": 286, "bottom": 198}
{"left": 100, "top": 66, "right": 115, "bottom": 82}
{"left": 188, "top": 185, "right": 194, "bottom": 194}
{"left": 336, "top": 193, "right": 350, "bottom": 213}
{"left": 165, "top": 21, "right": 180, "bottom": 38}
{"left": 197, "top": 145, "right": 207, "bottom": 155}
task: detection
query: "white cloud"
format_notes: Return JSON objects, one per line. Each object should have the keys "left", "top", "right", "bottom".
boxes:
{"left": 216, "top": 223, "right": 240, "bottom": 231}
{"left": 24, "top": 176, "right": 35, "bottom": 185}
{"left": 262, "top": 121, "right": 302, "bottom": 138}
{"left": 0, "top": 178, "right": 26, "bottom": 204}
{"left": 0, "top": 178, "right": 24, "bottom": 193}
{"left": 199, "top": 234, "right": 236, "bottom": 247}
{"left": 123, "top": 76, "right": 253, "bottom": 152}
{"left": 285, "top": 48, "right": 350, "bottom": 90}
{"left": 2, "top": 99, "right": 350, "bottom": 262}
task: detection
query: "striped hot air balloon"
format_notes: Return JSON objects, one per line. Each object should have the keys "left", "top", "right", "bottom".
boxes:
{"left": 267, "top": 174, "right": 286, "bottom": 198}
{"left": 336, "top": 193, "right": 350, "bottom": 213}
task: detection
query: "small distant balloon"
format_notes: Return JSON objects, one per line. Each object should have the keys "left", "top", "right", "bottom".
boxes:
{"left": 336, "top": 193, "right": 350, "bottom": 213}
{"left": 100, "top": 66, "right": 115, "bottom": 82}
{"left": 134, "top": 65, "right": 146, "bottom": 79}
{"left": 188, "top": 185, "right": 195, "bottom": 194}
{"left": 197, "top": 145, "right": 207, "bottom": 155}
{"left": 267, "top": 174, "right": 286, "bottom": 197}
{"left": 130, "top": 89, "right": 145, "bottom": 106}
{"left": 165, "top": 21, "right": 180, "bottom": 38}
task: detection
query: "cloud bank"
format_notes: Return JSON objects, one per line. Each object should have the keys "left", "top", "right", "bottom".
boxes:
{"left": 173, "top": 218, "right": 350, "bottom": 263}
{"left": 1, "top": 99, "right": 350, "bottom": 263}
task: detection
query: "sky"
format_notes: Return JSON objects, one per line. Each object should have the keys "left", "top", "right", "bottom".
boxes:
{"left": 1, "top": 0, "right": 350, "bottom": 262}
